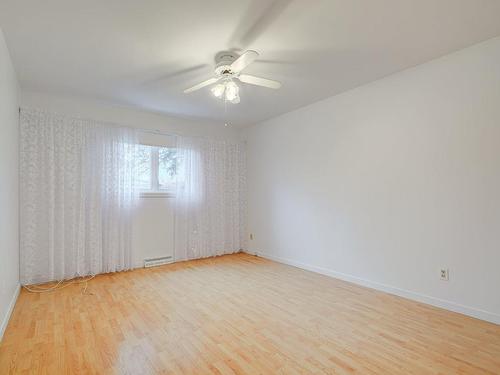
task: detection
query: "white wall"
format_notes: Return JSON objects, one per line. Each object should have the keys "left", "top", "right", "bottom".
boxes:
{"left": 20, "top": 91, "right": 241, "bottom": 268}
{"left": 131, "top": 196, "right": 174, "bottom": 267}
{"left": 244, "top": 36, "right": 500, "bottom": 324}
{"left": 0, "top": 29, "right": 20, "bottom": 340}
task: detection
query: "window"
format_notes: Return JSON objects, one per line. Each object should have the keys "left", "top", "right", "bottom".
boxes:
{"left": 137, "top": 144, "right": 179, "bottom": 196}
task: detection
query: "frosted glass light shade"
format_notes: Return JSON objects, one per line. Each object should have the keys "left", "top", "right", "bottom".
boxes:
{"left": 211, "top": 83, "right": 225, "bottom": 98}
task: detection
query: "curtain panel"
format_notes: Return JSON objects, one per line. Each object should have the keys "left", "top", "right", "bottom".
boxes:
{"left": 174, "top": 136, "right": 247, "bottom": 261}
{"left": 20, "top": 108, "right": 139, "bottom": 285}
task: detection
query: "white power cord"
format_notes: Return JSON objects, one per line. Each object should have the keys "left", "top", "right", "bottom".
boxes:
{"left": 23, "top": 275, "right": 96, "bottom": 294}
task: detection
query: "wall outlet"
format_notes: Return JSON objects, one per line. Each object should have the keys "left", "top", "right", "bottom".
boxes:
{"left": 249, "top": 233, "right": 254, "bottom": 240}
{"left": 440, "top": 268, "right": 449, "bottom": 281}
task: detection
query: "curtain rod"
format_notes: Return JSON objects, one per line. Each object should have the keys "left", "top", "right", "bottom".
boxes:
{"left": 139, "top": 128, "right": 182, "bottom": 138}
{"left": 135, "top": 128, "right": 237, "bottom": 142}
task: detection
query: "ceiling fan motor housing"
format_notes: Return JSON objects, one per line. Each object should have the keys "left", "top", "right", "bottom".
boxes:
{"left": 214, "top": 51, "right": 239, "bottom": 76}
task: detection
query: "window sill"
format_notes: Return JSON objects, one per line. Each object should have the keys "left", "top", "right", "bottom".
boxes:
{"left": 139, "top": 191, "right": 176, "bottom": 199}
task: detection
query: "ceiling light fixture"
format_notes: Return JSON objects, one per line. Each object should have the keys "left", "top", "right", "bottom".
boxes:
{"left": 210, "top": 79, "right": 240, "bottom": 104}
{"left": 211, "top": 83, "right": 225, "bottom": 98}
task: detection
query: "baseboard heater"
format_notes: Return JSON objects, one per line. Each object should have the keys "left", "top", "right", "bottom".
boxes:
{"left": 144, "top": 255, "right": 173, "bottom": 268}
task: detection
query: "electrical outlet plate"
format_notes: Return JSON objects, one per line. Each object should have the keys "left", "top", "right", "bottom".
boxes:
{"left": 440, "top": 268, "right": 449, "bottom": 281}
{"left": 249, "top": 233, "right": 254, "bottom": 240}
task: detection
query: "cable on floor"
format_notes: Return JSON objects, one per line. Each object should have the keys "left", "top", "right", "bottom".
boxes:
{"left": 23, "top": 275, "right": 96, "bottom": 294}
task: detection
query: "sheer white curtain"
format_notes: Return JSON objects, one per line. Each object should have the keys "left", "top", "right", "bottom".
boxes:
{"left": 174, "top": 136, "right": 246, "bottom": 261}
{"left": 20, "top": 109, "right": 139, "bottom": 285}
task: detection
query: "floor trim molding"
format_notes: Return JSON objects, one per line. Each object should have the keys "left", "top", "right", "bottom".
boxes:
{"left": 0, "top": 283, "right": 21, "bottom": 341}
{"left": 251, "top": 251, "right": 500, "bottom": 325}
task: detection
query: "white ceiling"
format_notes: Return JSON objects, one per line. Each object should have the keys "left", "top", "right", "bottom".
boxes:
{"left": 1, "top": 0, "right": 500, "bottom": 126}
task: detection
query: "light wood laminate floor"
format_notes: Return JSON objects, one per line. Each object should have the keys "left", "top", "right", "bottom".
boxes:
{"left": 1, "top": 253, "right": 499, "bottom": 374}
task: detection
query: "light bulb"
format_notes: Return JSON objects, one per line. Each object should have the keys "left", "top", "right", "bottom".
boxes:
{"left": 211, "top": 83, "right": 225, "bottom": 98}
{"left": 225, "top": 81, "right": 239, "bottom": 102}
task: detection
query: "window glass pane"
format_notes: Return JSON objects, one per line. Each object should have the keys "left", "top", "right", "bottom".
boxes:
{"left": 136, "top": 145, "right": 152, "bottom": 190}
{"left": 158, "top": 147, "right": 178, "bottom": 191}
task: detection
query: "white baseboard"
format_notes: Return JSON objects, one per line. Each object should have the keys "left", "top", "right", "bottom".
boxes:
{"left": 0, "top": 284, "right": 21, "bottom": 341}
{"left": 251, "top": 251, "right": 500, "bottom": 325}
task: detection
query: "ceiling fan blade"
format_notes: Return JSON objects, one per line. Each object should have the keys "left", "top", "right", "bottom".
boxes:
{"left": 228, "top": 0, "right": 293, "bottom": 49}
{"left": 239, "top": 74, "right": 281, "bottom": 89}
{"left": 230, "top": 50, "right": 259, "bottom": 73}
{"left": 184, "top": 77, "right": 219, "bottom": 93}
{"left": 141, "top": 64, "right": 210, "bottom": 88}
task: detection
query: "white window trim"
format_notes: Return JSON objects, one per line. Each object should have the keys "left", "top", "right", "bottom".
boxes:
{"left": 140, "top": 191, "right": 175, "bottom": 199}
{"left": 139, "top": 144, "right": 177, "bottom": 198}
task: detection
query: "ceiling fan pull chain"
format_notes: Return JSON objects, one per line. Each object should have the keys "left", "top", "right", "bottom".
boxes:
{"left": 224, "top": 96, "right": 228, "bottom": 126}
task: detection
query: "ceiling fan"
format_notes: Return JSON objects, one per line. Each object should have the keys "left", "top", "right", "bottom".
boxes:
{"left": 183, "top": 50, "right": 281, "bottom": 104}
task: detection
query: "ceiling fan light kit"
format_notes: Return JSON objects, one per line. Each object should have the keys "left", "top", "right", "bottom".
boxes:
{"left": 211, "top": 79, "right": 240, "bottom": 103}
{"left": 184, "top": 50, "right": 281, "bottom": 104}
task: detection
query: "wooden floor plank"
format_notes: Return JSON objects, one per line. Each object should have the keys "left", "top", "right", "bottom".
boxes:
{"left": 1, "top": 253, "right": 499, "bottom": 374}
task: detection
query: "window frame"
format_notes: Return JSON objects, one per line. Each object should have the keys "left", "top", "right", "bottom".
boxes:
{"left": 138, "top": 144, "right": 177, "bottom": 199}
